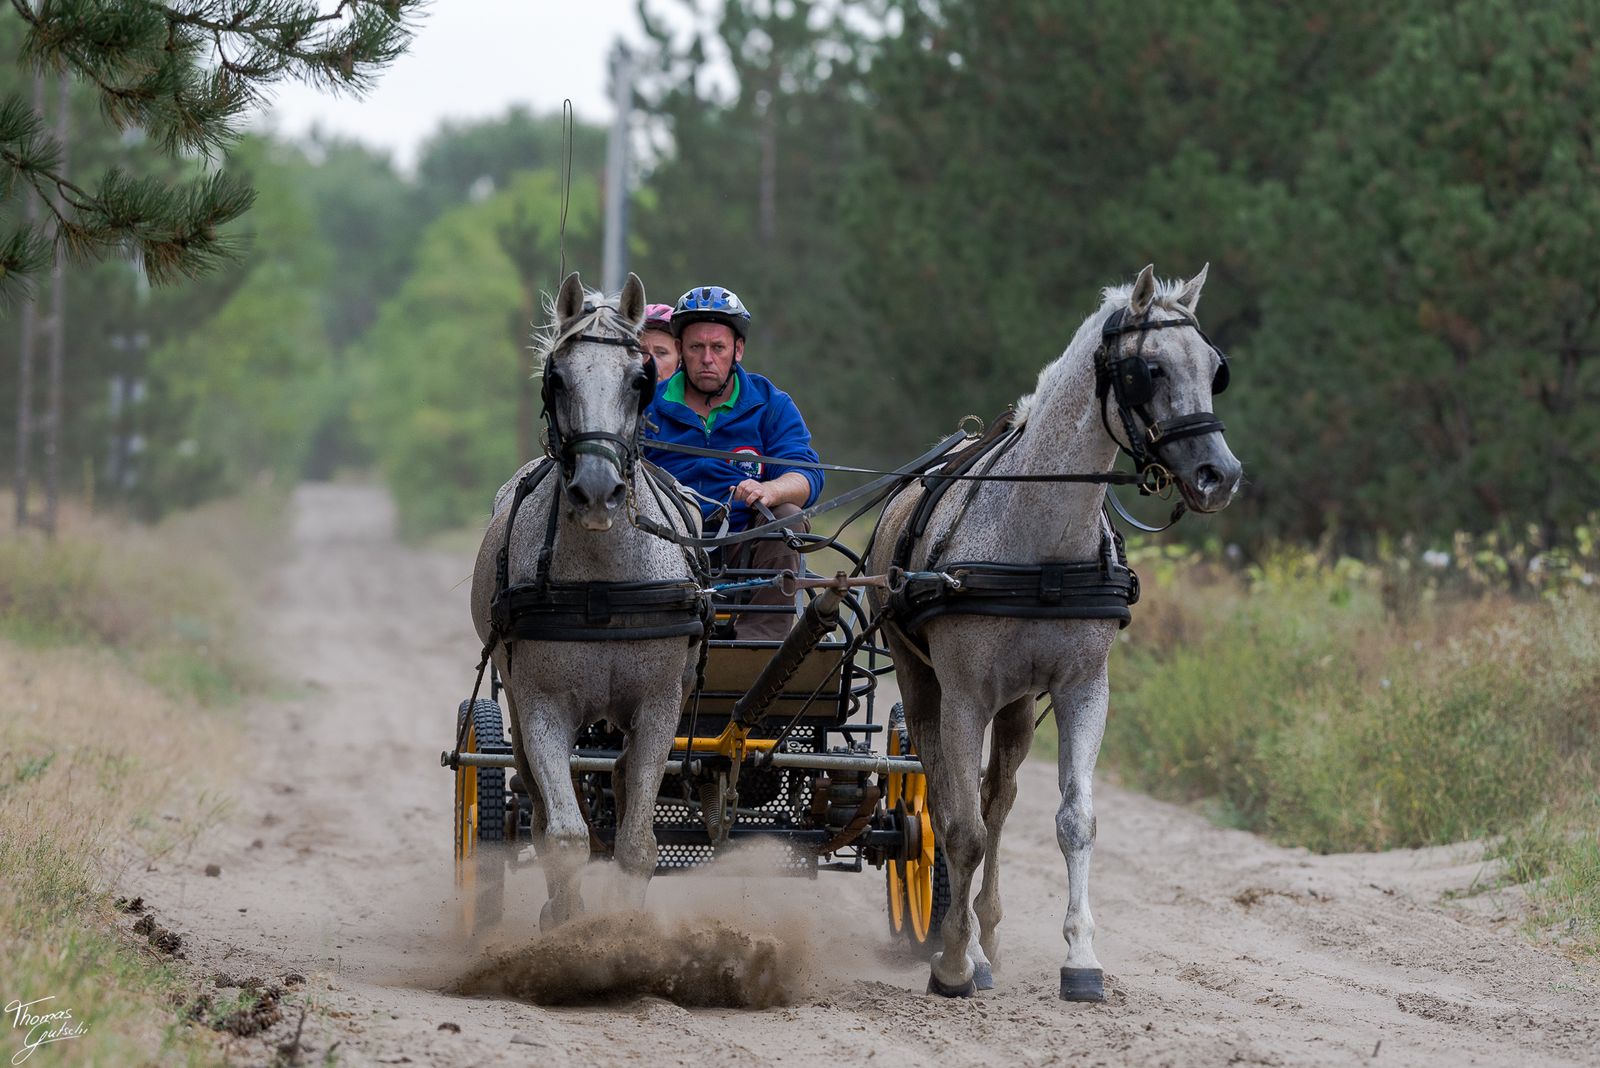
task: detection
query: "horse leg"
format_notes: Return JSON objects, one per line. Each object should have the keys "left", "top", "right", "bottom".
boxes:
{"left": 502, "top": 689, "right": 547, "bottom": 849}
{"left": 1052, "top": 670, "right": 1110, "bottom": 1002}
{"left": 520, "top": 706, "right": 589, "bottom": 930}
{"left": 894, "top": 655, "right": 941, "bottom": 822}
{"left": 924, "top": 682, "right": 987, "bottom": 997}
{"left": 972, "top": 695, "right": 1034, "bottom": 986}
{"left": 611, "top": 690, "right": 678, "bottom": 910}
{"left": 896, "top": 651, "right": 986, "bottom": 989}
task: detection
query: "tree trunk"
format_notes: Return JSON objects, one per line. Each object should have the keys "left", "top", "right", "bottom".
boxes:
{"left": 42, "top": 71, "right": 69, "bottom": 537}
{"left": 758, "top": 78, "right": 778, "bottom": 249}
{"left": 12, "top": 71, "right": 45, "bottom": 532}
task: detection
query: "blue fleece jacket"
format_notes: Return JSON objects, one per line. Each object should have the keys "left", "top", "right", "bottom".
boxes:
{"left": 643, "top": 365, "right": 823, "bottom": 531}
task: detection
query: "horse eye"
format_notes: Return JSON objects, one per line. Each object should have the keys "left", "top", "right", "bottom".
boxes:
{"left": 546, "top": 371, "right": 566, "bottom": 392}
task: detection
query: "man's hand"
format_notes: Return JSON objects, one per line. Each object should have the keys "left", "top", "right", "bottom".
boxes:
{"left": 732, "top": 472, "right": 811, "bottom": 510}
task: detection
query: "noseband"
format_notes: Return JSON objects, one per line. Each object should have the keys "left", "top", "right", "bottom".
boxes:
{"left": 541, "top": 322, "right": 657, "bottom": 482}
{"left": 1093, "top": 306, "right": 1229, "bottom": 493}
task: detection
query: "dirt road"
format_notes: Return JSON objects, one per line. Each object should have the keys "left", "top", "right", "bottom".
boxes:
{"left": 139, "top": 483, "right": 1599, "bottom": 1067}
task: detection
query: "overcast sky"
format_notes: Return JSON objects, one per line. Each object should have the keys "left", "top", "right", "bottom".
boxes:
{"left": 255, "top": 1, "right": 651, "bottom": 169}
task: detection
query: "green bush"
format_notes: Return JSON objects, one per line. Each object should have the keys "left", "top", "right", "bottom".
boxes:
{"left": 1102, "top": 552, "right": 1600, "bottom": 854}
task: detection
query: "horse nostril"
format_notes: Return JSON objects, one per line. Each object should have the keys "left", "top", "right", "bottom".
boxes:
{"left": 1195, "top": 464, "right": 1221, "bottom": 491}
{"left": 566, "top": 483, "right": 591, "bottom": 509}
{"left": 605, "top": 483, "right": 626, "bottom": 509}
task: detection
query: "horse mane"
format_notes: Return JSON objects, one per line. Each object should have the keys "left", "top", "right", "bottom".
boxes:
{"left": 531, "top": 286, "right": 640, "bottom": 366}
{"left": 1013, "top": 274, "right": 1193, "bottom": 428}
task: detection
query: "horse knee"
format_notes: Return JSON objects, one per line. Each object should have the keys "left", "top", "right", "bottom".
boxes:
{"left": 942, "top": 816, "right": 985, "bottom": 875}
{"left": 981, "top": 774, "right": 1017, "bottom": 816}
{"left": 614, "top": 825, "right": 659, "bottom": 877}
{"left": 543, "top": 816, "right": 591, "bottom": 864}
{"left": 1055, "top": 786, "right": 1095, "bottom": 854}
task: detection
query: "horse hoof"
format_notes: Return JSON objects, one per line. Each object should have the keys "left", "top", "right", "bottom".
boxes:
{"left": 1060, "top": 967, "right": 1106, "bottom": 1003}
{"left": 927, "top": 972, "right": 977, "bottom": 998}
{"left": 973, "top": 962, "right": 994, "bottom": 991}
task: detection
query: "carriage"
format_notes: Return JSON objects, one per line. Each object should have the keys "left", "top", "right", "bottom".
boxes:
{"left": 442, "top": 531, "right": 949, "bottom": 946}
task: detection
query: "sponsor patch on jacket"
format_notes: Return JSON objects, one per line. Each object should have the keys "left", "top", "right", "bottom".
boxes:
{"left": 731, "top": 446, "right": 764, "bottom": 478}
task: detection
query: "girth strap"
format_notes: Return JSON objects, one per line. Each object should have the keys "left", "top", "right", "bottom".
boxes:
{"left": 493, "top": 578, "right": 711, "bottom": 642}
{"left": 889, "top": 558, "right": 1140, "bottom": 636}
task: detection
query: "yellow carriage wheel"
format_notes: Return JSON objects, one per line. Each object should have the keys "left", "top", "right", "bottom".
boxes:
{"left": 884, "top": 707, "right": 940, "bottom": 945}
{"left": 454, "top": 722, "right": 480, "bottom": 931}
{"left": 454, "top": 700, "right": 507, "bottom": 936}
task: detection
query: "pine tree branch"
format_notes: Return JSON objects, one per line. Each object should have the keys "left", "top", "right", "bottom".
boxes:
{"left": 0, "top": 0, "right": 421, "bottom": 299}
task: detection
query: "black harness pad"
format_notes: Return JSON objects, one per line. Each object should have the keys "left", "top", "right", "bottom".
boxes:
{"left": 889, "top": 558, "right": 1139, "bottom": 635}
{"left": 493, "top": 578, "right": 712, "bottom": 642}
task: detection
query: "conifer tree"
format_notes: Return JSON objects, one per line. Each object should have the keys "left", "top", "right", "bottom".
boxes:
{"left": 0, "top": 0, "right": 420, "bottom": 304}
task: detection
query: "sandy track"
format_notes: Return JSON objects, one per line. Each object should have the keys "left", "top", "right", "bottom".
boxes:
{"left": 138, "top": 483, "right": 1598, "bottom": 1067}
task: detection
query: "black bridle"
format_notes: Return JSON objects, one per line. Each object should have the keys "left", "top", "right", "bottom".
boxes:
{"left": 540, "top": 315, "right": 657, "bottom": 482}
{"left": 1093, "top": 306, "right": 1230, "bottom": 493}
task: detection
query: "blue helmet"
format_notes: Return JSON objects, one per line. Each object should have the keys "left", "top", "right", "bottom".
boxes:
{"left": 671, "top": 285, "right": 751, "bottom": 340}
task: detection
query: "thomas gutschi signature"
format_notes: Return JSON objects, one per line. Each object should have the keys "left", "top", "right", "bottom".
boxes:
{"left": 4, "top": 997, "right": 89, "bottom": 1065}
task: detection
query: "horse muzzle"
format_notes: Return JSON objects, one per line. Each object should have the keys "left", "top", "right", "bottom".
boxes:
{"left": 564, "top": 456, "right": 627, "bottom": 531}
{"left": 1178, "top": 454, "right": 1243, "bottom": 514}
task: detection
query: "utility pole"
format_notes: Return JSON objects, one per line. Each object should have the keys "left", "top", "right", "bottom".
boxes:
{"left": 13, "top": 71, "right": 45, "bottom": 532}
{"left": 601, "top": 42, "right": 633, "bottom": 296}
{"left": 43, "top": 70, "right": 70, "bottom": 537}
{"left": 758, "top": 79, "right": 778, "bottom": 249}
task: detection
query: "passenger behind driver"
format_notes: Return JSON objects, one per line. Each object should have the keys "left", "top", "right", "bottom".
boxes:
{"left": 640, "top": 303, "right": 680, "bottom": 382}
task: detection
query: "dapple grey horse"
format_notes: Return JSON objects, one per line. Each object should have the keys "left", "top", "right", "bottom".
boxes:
{"left": 471, "top": 272, "right": 701, "bottom": 929}
{"left": 870, "top": 265, "right": 1243, "bottom": 999}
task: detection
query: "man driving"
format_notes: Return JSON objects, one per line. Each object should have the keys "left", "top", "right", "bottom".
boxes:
{"left": 644, "top": 285, "right": 823, "bottom": 639}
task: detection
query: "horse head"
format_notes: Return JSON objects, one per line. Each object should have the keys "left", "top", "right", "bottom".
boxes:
{"left": 540, "top": 271, "right": 652, "bottom": 531}
{"left": 1100, "top": 263, "right": 1243, "bottom": 513}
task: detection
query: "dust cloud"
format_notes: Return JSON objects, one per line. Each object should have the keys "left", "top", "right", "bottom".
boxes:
{"left": 445, "top": 844, "right": 915, "bottom": 1009}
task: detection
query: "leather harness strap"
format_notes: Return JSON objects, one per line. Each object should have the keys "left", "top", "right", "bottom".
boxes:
{"left": 487, "top": 458, "right": 712, "bottom": 645}
{"left": 883, "top": 410, "right": 1141, "bottom": 648}
{"left": 892, "top": 558, "right": 1139, "bottom": 636}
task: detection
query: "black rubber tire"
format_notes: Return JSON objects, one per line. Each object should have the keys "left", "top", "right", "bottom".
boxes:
{"left": 927, "top": 841, "right": 951, "bottom": 945}
{"left": 458, "top": 698, "right": 506, "bottom": 843}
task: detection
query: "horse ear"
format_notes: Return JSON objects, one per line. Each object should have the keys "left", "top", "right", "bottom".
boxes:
{"left": 619, "top": 272, "right": 647, "bottom": 327}
{"left": 1129, "top": 264, "right": 1158, "bottom": 316}
{"left": 556, "top": 271, "right": 585, "bottom": 323}
{"left": 1177, "top": 262, "right": 1209, "bottom": 314}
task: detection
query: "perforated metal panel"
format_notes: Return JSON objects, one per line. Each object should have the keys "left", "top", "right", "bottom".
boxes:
{"left": 646, "top": 768, "right": 817, "bottom": 875}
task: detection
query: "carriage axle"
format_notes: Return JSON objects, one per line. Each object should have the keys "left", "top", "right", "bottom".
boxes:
{"left": 442, "top": 748, "right": 926, "bottom": 776}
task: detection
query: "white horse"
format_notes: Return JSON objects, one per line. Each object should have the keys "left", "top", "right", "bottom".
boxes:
{"left": 471, "top": 272, "right": 703, "bottom": 928}
{"left": 870, "top": 265, "right": 1243, "bottom": 999}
